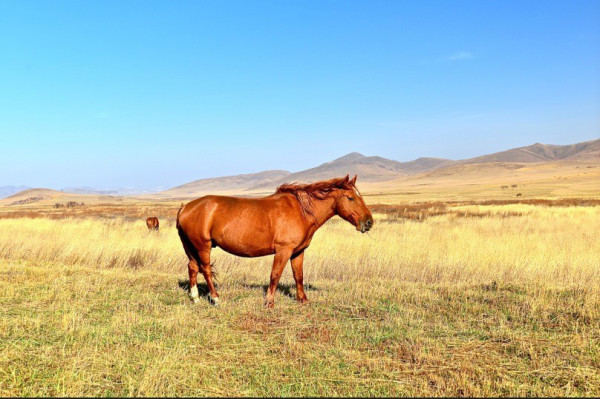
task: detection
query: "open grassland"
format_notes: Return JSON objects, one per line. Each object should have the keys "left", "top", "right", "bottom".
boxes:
{"left": 1, "top": 202, "right": 599, "bottom": 396}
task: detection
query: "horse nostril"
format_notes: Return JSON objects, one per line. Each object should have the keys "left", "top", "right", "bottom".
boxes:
{"left": 366, "top": 219, "right": 373, "bottom": 227}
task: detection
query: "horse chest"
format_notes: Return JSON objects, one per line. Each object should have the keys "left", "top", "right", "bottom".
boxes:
{"left": 295, "top": 238, "right": 313, "bottom": 253}
{"left": 293, "top": 227, "right": 318, "bottom": 253}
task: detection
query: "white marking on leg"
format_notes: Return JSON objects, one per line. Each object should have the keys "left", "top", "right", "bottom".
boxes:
{"left": 189, "top": 284, "right": 199, "bottom": 299}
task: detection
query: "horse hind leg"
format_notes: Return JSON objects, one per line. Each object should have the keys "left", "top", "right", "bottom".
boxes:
{"left": 198, "top": 247, "right": 220, "bottom": 306}
{"left": 188, "top": 259, "right": 201, "bottom": 303}
{"left": 178, "top": 228, "right": 205, "bottom": 304}
{"left": 187, "top": 251, "right": 219, "bottom": 305}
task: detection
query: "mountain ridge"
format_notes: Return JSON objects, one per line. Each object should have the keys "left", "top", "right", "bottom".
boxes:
{"left": 457, "top": 139, "right": 600, "bottom": 164}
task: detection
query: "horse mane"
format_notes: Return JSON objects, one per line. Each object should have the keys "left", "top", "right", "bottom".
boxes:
{"left": 275, "top": 177, "right": 354, "bottom": 220}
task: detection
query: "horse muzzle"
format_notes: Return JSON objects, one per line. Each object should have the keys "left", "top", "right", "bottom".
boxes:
{"left": 359, "top": 218, "right": 373, "bottom": 233}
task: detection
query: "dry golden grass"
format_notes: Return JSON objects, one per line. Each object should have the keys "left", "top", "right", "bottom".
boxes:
{"left": 1, "top": 201, "right": 599, "bottom": 396}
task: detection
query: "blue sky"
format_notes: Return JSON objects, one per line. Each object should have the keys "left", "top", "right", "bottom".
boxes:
{"left": 0, "top": 0, "right": 598, "bottom": 190}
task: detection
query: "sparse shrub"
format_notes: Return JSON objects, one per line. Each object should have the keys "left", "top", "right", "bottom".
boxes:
{"left": 10, "top": 196, "right": 48, "bottom": 205}
{"left": 126, "top": 249, "right": 145, "bottom": 269}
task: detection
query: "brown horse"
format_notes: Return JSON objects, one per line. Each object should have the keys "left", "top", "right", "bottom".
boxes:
{"left": 146, "top": 217, "right": 159, "bottom": 231}
{"left": 176, "top": 174, "right": 373, "bottom": 307}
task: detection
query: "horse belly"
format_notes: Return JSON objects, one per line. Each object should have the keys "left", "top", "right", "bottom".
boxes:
{"left": 217, "top": 241, "right": 274, "bottom": 257}
{"left": 211, "top": 218, "right": 275, "bottom": 258}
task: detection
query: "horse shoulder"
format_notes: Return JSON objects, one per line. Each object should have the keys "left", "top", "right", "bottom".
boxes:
{"left": 269, "top": 194, "right": 313, "bottom": 247}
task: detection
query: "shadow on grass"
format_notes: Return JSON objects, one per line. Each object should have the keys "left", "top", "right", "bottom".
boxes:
{"left": 177, "top": 280, "right": 210, "bottom": 296}
{"left": 243, "top": 283, "right": 319, "bottom": 298}
{"left": 177, "top": 279, "right": 319, "bottom": 299}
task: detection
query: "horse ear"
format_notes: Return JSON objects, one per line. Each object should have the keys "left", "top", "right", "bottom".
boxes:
{"left": 350, "top": 175, "right": 357, "bottom": 185}
{"left": 342, "top": 174, "right": 350, "bottom": 184}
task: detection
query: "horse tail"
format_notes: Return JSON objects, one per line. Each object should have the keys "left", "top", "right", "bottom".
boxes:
{"left": 176, "top": 202, "right": 185, "bottom": 229}
{"left": 176, "top": 202, "right": 201, "bottom": 269}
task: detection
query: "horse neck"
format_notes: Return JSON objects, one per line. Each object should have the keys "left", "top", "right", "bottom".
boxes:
{"left": 309, "top": 195, "right": 337, "bottom": 227}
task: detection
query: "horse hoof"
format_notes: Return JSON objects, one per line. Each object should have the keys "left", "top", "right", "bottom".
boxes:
{"left": 265, "top": 300, "right": 274, "bottom": 309}
{"left": 297, "top": 297, "right": 309, "bottom": 304}
{"left": 208, "top": 296, "right": 220, "bottom": 306}
{"left": 189, "top": 295, "right": 200, "bottom": 304}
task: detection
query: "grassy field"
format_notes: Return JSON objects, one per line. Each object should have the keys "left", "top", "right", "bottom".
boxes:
{"left": 1, "top": 201, "right": 599, "bottom": 396}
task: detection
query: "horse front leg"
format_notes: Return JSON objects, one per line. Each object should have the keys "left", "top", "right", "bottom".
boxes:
{"left": 290, "top": 251, "right": 308, "bottom": 303}
{"left": 265, "top": 246, "right": 294, "bottom": 308}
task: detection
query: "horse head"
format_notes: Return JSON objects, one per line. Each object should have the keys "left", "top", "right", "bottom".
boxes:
{"left": 333, "top": 175, "right": 374, "bottom": 233}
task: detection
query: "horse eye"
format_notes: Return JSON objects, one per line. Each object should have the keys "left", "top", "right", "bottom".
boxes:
{"left": 348, "top": 196, "right": 355, "bottom": 201}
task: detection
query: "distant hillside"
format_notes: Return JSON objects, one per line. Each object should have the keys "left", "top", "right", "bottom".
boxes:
{"left": 0, "top": 185, "right": 31, "bottom": 199}
{"left": 0, "top": 188, "right": 135, "bottom": 206}
{"left": 459, "top": 139, "right": 600, "bottom": 164}
{"left": 161, "top": 170, "right": 291, "bottom": 197}
{"left": 251, "top": 153, "right": 452, "bottom": 189}
{"left": 3, "top": 188, "right": 68, "bottom": 205}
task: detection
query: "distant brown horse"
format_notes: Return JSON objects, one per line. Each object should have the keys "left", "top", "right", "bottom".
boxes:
{"left": 146, "top": 217, "right": 159, "bottom": 231}
{"left": 176, "top": 175, "right": 373, "bottom": 307}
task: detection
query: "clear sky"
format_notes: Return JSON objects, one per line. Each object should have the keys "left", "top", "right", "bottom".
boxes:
{"left": 1, "top": 0, "right": 599, "bottom": 190}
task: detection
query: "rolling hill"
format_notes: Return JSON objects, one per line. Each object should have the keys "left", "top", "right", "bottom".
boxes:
{"left": 0, "top": 185, "right": 31, "bottom": 199}
{"left": 458, "top": 139, "right": 600, "bottom": 164}
{"left": 160, "top": 170, "right": 291, "bottom": 197}
{"left": 0, "top": 188, "right": 137, "bottom": 206}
